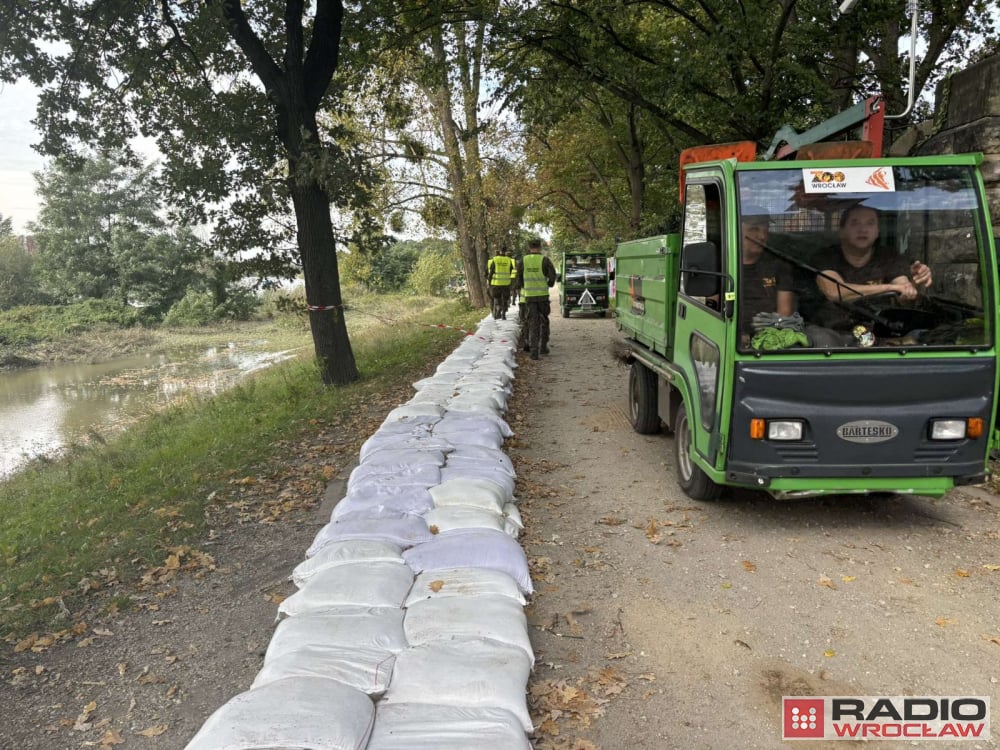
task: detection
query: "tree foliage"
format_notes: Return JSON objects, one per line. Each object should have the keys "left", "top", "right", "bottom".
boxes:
{"left": 30, "top": 153, "right": 212, "bottom": 317}
{"left": 0, "top": 0, "right": 389, "bottom": 384}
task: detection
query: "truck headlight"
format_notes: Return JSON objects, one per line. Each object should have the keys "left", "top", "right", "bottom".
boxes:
{"left": 929, "top": 418, "right": 982, "bottom": 440}
{"left": 767, "top": 420, "right": 803, "bottom": 441}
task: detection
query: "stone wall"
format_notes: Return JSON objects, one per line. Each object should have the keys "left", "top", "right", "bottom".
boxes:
{"left": 916, "top": 54, "right": 1000, "bottom": 237}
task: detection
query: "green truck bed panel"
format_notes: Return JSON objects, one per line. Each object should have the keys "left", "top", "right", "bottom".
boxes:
{"left": 614, "top": 234, "right": 680, "bottom": 358}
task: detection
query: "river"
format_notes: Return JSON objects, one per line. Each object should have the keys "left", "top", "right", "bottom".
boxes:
{"left": 0, "top": 342, "right": 299, "bottom": 478}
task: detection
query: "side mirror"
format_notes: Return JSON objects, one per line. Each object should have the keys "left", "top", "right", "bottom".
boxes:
{"left": 680, "top": 241, "right": 720, "bottom": 297}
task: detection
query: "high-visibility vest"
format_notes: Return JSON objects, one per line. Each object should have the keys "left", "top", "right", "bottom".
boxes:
{"left": 521, "top": 253, "right": 548, "bottom": 298}
{"left": 488, "top": 255, "right": 514, "bottom": 285}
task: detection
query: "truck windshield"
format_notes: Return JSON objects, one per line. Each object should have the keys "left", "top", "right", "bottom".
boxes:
{"left": 564, "top": 256, "right": 608, "bottom": 284}
{"left": 735, "top": 165, "right": 992, "bottom": 352}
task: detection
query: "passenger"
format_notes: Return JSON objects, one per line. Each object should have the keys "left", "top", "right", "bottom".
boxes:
{"left": 814, "top": 204, "right": 932, "bottom": 304}
{"left": 738, "top": 208, "right": 796, "bottom": 346}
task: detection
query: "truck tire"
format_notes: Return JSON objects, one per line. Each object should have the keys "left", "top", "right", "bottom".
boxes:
{"left": 628, "top": 362, "right": 660, "bottom": 434}
{"left": 562, "top": 306, "right": 570, "bottom": 318}
{"left": 673, "top": 403, "right": 722, "bottom": 501}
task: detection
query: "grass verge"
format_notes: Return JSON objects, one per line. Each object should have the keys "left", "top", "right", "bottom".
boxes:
{"left": 0, "top": 298, "right": 485, "bottom": 642}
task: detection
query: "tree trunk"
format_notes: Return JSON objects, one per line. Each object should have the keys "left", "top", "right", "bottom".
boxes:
{"left": 290, "top": 176, "right": 358, "bottom": 386}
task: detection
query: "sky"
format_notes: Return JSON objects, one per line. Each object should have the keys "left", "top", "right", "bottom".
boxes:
{"left": 0, "top": 80, "right": 45, "bottom": 234}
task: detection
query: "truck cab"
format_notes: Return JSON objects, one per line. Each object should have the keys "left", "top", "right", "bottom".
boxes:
{"left": 559, "top": 252, "right": 610, "bottom": 317}
{"left": 616, "top": 152, "right": 999, "bottom": 501}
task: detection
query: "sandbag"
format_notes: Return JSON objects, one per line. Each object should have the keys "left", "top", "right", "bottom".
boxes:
{"left": 403, "top": 595, "right": 534, "bottom": 663}
{"left": 379, "top": 640, "right": 533, "bottom": 732}
{"left": 307, "top": 515, "right": 433, "bottom": 555}
{"left": 265, "top": 607, "right": 408, "bottom": 658}
{"left": 278, "top": 561, "right": 414, "bottom": 617}
{"left": 347, "top": 461, "right": 441, "bottom": 491}
{"left": 183, "top": 676, "right": 375, "bottom": 750}
{"left": 330, "top": 486, "right": 435, "bottom": 521}
{"left": 429, "top": 478, "right": 509, "bottom": 512}
{"left": 424, "top": 505, "right": 505, "bottom": 534}
{"left": 292, "top": 540, "right": 404, "bottom": 586}
{"left": 404, "top": 567, "right": 526, "bottom": 607}
{"left": 437, "top": 468, "right": 515, "bottom": 501}
{"left": 367, "top": 703, "right": 531, "bottom": 750}
{"left": 503, "top": 503, "right": 523, "bottom": 538}
{"left": 403, "top": 528, "right": 533, "bottom": 595}
{"left": 251, "top": 644, "right": 396, "bottom": 696}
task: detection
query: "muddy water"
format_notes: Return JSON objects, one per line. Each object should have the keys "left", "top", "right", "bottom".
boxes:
{"left": 0, "top": 343, "right": 298, "bottom": 478}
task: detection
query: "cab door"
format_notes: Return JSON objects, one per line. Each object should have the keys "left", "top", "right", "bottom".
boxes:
{"left": 673, "top": 176, "right": 733, "bottom": 470}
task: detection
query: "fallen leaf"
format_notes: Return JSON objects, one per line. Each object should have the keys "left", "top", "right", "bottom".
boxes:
{"left": 98, "top": 727, "right": 125, "bottom": 746}
{"left": 428, "top": 580, "right": 445, "bottom": 592}
{"left": 598, "top": 517, "right": 626, "bottom": 526}
{"left": 823, "top": 649, "right": 836, "bottom": 657}
{"left": 136, "top": 724, "right": 168, "bottom": 737}
{"left": 741, "top": 560, "right": 756, "bottom": 573}
{"left": 955, "top": 568, "right": 970, "bottom": 578}
{"left": 841, "top": 575, "right": 856, "bottom": 583}
{"left": 935, "top": 616, "right": 957, "bottom": 627}
{"left": 984, "top": 636, "right": 1000, "bottom": 646}
{"left": 818, "top": 575, "right": 837, "bottom": 590}
{"left": 429, "top": 525, "right": 440, "bottom": 535}
{"left": 720, "top": 582, "right": 733, "bottom": 589}
{"left": 983, "top": 564, "right": 1000, "bottom": 572}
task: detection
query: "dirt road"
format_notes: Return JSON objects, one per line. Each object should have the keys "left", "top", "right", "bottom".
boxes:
{"left": 512, "top": 305, "right": 1000, "bottom": 749}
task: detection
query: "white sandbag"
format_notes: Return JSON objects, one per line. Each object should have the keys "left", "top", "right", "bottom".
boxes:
{"left": 278, "top": 561, "right": 414, "bottom": 617}
{"left": 367, "top": 703, "right": 531, "bottom": 750}
{"left": 380, "top": 640, "right": 533, "bottom": 732}
{"left": 265, "top": 607, "right": 408, "bottom": 658}
{"left": 403, "top": 529, "right": 533, "bottom": 594}
{"left": 424, "top": 505, "right": 506, "bottom": 534}
{"left": 251, "top": 644, "right": 396, "bottom": 696}
{"left": 404, "top": 567, "right": 526, "bottom": 607}
{"left": 384, "top": 403, "right": 445, "bottom": 421}
{"left": 371, "top": 420, "right": 435, "bottom": 436}
{"left": 292, "top": 540, "right": 404, "bottom": 586}
{"left": 359, "top": 434, "right": 454, "bottom": 462}
{"left": 183, "top": 676, "right": 375, "bottom": 750}
{"left": 429, "top": 427, "right": 503, "bottom": 451}
{"left": 436, "top": 472, "right": 514, "bottom": 512}
{"left": 404, "top": 596, "right": 534, "bottom": 664}
{"left": 446, "top": 447, "right": 516, "bottom": 476}
{"left": 360, "top": 448, "right": 446, "bottom": 468}
{"left": 413, "top": 372, "right": 461, "bottom": 390}
{"left": 347, "top": 461, "right": 441, "bottom": 491}
{"left": 445, "top": 393, "right": 506, "bottom": 415}
{"left": 435, "top": 412, "right": 514, "bottom": 438}
{"left": 307, "top": 515, "right": 433, "bottom": 555}
{"left": 503, "top": 503, "right": 523, "bottom": 538}
{"left": 331, "top": 487, "right": 435, "bottom": 520}
{"left": 429, "top": 477, "right": 509, "bottom": 511}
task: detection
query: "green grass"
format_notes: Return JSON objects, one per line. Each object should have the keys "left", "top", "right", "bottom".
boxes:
{"left": 0, "top": 297, "right": 485, "bottom": 641}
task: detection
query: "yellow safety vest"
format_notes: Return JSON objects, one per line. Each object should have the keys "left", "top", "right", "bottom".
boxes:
{"left": 521, "top": 253, "right": 548, "bottom": 298}
{"left": 488, "top": 255, "right": 514, "bottom": 285}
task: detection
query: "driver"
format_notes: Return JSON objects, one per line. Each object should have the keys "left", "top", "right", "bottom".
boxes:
{"left": 815, "top": 204, "right": 933, "bottom": 304}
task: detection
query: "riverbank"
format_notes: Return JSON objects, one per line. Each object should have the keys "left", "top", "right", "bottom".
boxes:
{"left": 0, "top": 296, "right": 483, "bottom": 642}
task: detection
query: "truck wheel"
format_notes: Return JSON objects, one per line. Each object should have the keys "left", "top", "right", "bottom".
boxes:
{"left": 674, "top": 403, "right": 722, "bottom": 501}
{"left": 628, "top": 362, "right": 660, "bottom": 434}
{"left": 562, "top": 306, "right": 570, "bottom": 318}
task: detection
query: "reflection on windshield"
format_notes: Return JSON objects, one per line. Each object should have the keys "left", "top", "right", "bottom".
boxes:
{"left": 736, "top": 165, "right": 990, "bottom": 353}
{"left": 564, "top": 256, "right": 608, "bottom": 284}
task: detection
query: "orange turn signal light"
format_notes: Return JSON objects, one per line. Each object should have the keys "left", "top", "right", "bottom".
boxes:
{"left": 967, "top": 417, "right": 984, "bottom": 439}
{"left": 750, "top": 418, "right": 765, "bottom": 440}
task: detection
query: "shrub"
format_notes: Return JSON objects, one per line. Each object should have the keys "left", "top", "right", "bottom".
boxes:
{"left": 162, "top": 290, "right": 216, "bottom": 327}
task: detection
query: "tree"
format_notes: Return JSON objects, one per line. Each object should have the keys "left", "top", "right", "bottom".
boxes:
{"left": 0, "top": 235, "right": 37, "bottom": 310}
{"left": 502, "top": 0, "right": 996, "bottom": 241}
{"left": 0, "top": 1, "right": 382, "bottom": 385}
{"left": 30, "top": 153, "right": 210, "bottom": 316}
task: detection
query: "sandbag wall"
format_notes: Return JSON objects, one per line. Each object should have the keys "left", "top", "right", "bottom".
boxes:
{"left": 185, "top": 314, "right": 534, "bottom": 750}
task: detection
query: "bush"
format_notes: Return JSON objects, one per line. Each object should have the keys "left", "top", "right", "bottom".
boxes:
{"left": 162, "top": 290, "right": 216, "bottom": 327}
{"left": 409, "top": 248, "right": 461, "bottom": 296}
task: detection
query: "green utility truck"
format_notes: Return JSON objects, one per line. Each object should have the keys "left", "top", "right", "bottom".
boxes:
{"left": 616, "top": 102, "right": 999, "bottom": 501}
{"left": 559, "top": 252, "right": 610, "bottom": 317}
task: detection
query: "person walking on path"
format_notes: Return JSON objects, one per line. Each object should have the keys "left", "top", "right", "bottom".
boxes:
{"left": 513, "top": 238, "right": 557, "bottom": 360}
{"left": 486, "top": 246, "right": 515, "bottom": 320}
